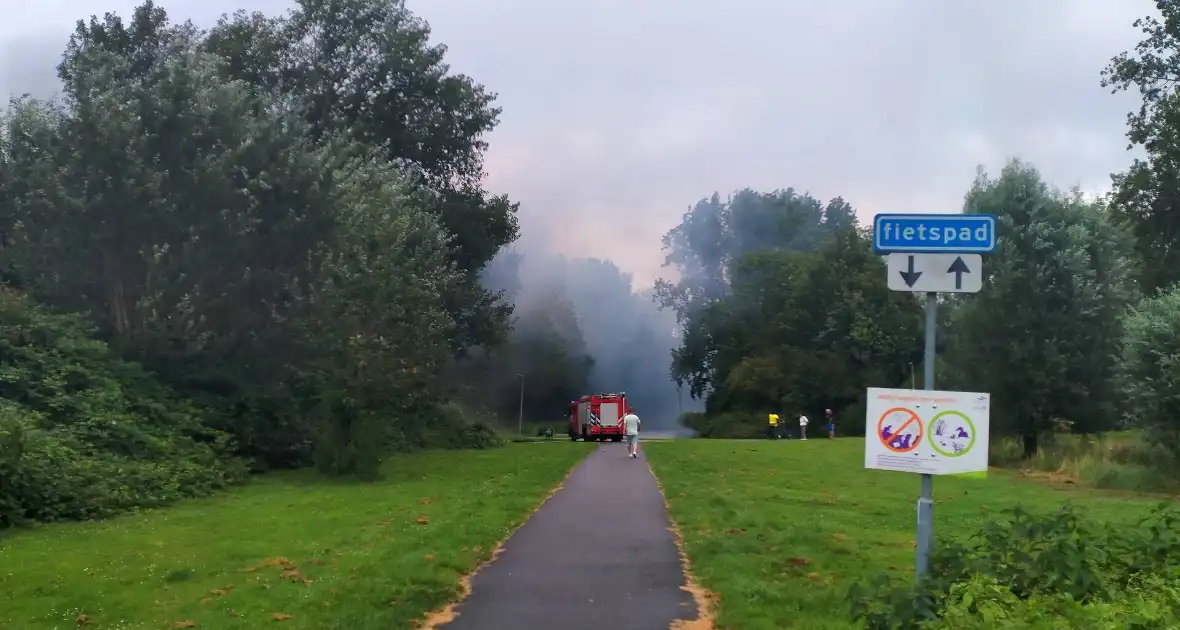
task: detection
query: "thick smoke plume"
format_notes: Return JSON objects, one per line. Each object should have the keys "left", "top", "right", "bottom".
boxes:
{"left": 480, "top": 226, "right": 703, "bottom": 430}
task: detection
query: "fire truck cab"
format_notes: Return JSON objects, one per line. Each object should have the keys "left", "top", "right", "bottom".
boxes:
{"left": 568, "top": 392, "right": 630, "bottom": 442}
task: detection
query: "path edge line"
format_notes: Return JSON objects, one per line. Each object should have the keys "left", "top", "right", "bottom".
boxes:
{"left": 647, "top": 458, "right": 718, "bottom": 630}
{"left": 417, "top": 447, "right": 592, "bottom": 629}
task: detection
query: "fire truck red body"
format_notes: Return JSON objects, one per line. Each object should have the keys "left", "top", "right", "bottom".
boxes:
{"left": 568, "top": 392, "right": 631, "bottom": 442}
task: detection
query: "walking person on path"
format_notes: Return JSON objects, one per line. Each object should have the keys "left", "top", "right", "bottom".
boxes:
{"left": 799, "top": 413, "right": 809, "bottom": 440}
{"left": 623, "top": 409, "right": 642, "bottom": 458}
{"left": 767, "top": 412, "right": 780, "bottom": 440}
{"left": 825, "top": 408, "right": 835, "bottom": 439}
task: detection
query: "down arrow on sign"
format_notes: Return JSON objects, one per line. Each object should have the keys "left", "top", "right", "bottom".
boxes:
{"left": 898, "top": 255, "right": 922, "bottom": 287}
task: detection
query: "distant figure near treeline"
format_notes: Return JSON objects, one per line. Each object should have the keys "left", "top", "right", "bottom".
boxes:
{"left": 767, "top": 412, "right": 780, "bottom": 439}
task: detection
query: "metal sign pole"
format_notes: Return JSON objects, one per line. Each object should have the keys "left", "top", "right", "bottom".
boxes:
{"left": 916, "top": 291, "right": 937, "bottom": 579}
{"left": 871, "top": 212, "right": 996, "bottom": 582}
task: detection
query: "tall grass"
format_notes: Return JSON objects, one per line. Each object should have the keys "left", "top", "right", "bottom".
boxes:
{"left": 990, "top": 430, "right": 1179, "bottom": 494}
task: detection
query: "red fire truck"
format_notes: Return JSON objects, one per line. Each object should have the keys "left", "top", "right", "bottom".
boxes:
{"left": 568, "top": 392, "right": 630, "bottom": 442}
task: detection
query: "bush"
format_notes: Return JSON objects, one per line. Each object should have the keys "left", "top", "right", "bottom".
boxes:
{"left": 407, "top": 401, "right": 504, "bottom": 451}
{"left": 989, "top": 430, "right": 1179, "bottom": 493}
{"left": 0, "top": 290, "right": 246, "bottom": 527}
{"left": 849, "top": 503, "right": 1180, "bottom": 629}
{"left": 1120, "top": 287, "right": 1180, "bottom": 459}
{"left": 924, "top": 573, "right": 1180, "bottom": 629}
{"left": 679, "top": 411, "right": 708, "bottom": 434}
{"left": 681, "top": 411, "right": 767, "bottom": 438}
{"left": 311, "top": 393, "right": 389, "bottom": 480}
{"left": 314, "top": 400, "right": 505, "bottom": 478}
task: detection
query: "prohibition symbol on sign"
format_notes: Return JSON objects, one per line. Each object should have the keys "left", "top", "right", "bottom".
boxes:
{"left": 928, "top": 410, "right": 977, "bottom": 457}
{"left": 876, "top": 407, "right": 923, "bottom": 453}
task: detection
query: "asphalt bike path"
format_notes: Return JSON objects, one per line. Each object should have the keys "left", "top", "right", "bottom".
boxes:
{"left": 436, "top": 443, "right": 698, "bottom": 630}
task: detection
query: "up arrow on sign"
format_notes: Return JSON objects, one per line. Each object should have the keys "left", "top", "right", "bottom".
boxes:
{"left": 947, "top": 256, "right": 971, "bottom": 290}
{"left": 886, "top": 253, "right": 983, "bottom": 294}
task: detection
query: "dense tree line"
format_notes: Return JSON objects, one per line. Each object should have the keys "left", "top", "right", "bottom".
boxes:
{"left": 0, "top": 0, "right": 685, "bottom": 527}
{"left": 657, "top": 191, "right": 920, "bottom": 438}
{"left": 662, "top": 166, "right": 1153, "bottom": 456}
{"left": 661, "top": 0, "right": 1180, "bottom": 463}
{"left": 0, "top": 0, "right": 544, "bottom": 525}
{"left": 0, "top": 0, "right": 521, "bottom": 465}
{"left": 8, "top": 0, "right": 1180, "bottom": 530}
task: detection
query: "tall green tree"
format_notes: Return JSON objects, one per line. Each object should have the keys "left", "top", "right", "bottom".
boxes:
{"left": 203, "top": 0, "right": 518, "bottom": 350}
{"left": 655, "top": 188, "right": 853, "bottom": 326}
{"left": 671, "top": 222, "right": 921, "bottom": 433}
{"left": 1119, "top": 286, "right": 1180, "bottom": 459}
{"left": 3, "top": 33, "right": 343, "bottom": 464}
{"left": 1, "top": 0, "right": 515, "bottom": 469}
{"left": 50, "top": 0, "right": 518, "bottom": 354}
{"left": 944, "top": 161, "right": 1137, "bottom": 456}
{"left": 656, "top": 187, "right": 862, "bottom": 418}
{"left": 1102, "top": 0, "right": 1180, "bottom": 294}
{"left": 298, "top": 157, "right": 461, "bottom": 476}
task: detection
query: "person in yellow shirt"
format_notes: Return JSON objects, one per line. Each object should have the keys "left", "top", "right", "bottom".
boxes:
{"left": 767, "top": 412, "right": 780, "bottom": 440}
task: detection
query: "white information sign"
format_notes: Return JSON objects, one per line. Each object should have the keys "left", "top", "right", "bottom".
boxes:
{"left": 887, "top": 253, "right": 983, "bottom": 293}
{"left": 864, "top": 387, "right": 990, "bottom": 475}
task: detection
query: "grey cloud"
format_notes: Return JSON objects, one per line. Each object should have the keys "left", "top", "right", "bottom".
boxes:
{"left": 0, "top": 0, "right": 1156, "bottom": 285}
{"left": 0, "top": 0, "right": 295, "bottom": 99}
{"left": 416, "top": 0, "right": 1153, "bottom": 284}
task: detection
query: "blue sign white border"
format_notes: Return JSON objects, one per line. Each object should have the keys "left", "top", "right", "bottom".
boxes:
{"left": 872, "top": 213, "right": 998, "bottom": 255}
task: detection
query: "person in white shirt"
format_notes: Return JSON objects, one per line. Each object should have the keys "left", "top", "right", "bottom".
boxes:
{"left": 799, "top": 414, "right": 809, "bottom": 441}
{"left": 623, "top": 410, "right": 642, "bottom": 458}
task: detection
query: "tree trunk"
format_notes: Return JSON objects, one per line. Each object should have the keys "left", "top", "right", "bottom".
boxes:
{"left": 1021, "top": 432, "right": 1038, "bottom": 459}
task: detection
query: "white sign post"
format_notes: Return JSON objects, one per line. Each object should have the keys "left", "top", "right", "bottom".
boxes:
{"left": 871, "top": 213, "right": 997, "bottom": 582}
{"left": 864, "top": 387, "right": 990, "bottom": 475}
{"left": 887, "top": 253, "right": 982, "bottom": 293}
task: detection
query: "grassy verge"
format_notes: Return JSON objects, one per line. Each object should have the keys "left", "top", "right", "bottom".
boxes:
{"left": 989, "top": 430, "right": 1179, "bottom": 493}
{"left": 0, "top": 442, "right": 593, "bottom": 630}
{"left": 644, "top": 438, "right": 1167, "bottom": 630}
{"left": 490, "top": 419, "right": 565, "bottom": 441}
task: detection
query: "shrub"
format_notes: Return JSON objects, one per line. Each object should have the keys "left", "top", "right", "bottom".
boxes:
{"left": 403, "top": 401, "right": 504, "bottom": 451}
{"left": 924, "top": 573, "right": 1180, "bottom": 629}
{"left": 0, "top": 290, "right": 246, "bottom": 527}
{"left": 312, "top": 400, "right": 505, "bottom": 478}
{"left": 989, "top": 431, "right": 1179, "bottom": 493}
{"left": 681, "top": 411, "right": 766, "bottom": 438}
{"left": 1120, "top": 287, "right": 1180, "bottom": 459}
{"left": 429, "top": 402, "right": 504, "bottom": 450}
{"left": 849, "top": 503, "right": 1180, "bottom": 629}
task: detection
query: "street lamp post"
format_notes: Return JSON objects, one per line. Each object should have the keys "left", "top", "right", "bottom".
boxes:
{"left": 517, "top": 373, "right": 524, "bottom": 435}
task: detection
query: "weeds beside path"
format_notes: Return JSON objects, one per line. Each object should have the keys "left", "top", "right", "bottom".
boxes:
{"left": 644, "top": 439, "right": 1166, "bottom": 630}
{"left": 0, "top": 443, "right": 593, "bottom": 630}
{"left": 989, "top": 430, "right": 1180, "bottom": 494}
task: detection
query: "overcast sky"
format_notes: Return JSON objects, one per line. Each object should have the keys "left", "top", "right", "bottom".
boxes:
{"left": 0, "top": 0, "right": 1154, "bottom": 285}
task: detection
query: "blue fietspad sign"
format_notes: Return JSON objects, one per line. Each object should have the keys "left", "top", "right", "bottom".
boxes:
{"left": 872, "top": 213, "right": 997, "bottom": 254}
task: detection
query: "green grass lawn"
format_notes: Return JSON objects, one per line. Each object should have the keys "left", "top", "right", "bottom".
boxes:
{"left": 645, "top": 438, "right": 1169, "bottom": 630}
{"left": 0, "top": 442, "right": 593, "bottom": 630}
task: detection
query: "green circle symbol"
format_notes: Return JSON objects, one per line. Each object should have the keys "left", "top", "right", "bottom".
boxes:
{"left": 926, "top": 410, "right": 976, "bottom": 458}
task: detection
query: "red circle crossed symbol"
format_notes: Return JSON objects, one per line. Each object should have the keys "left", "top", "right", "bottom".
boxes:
{"left": 876, "top": 407, "right": 923, "bottom": 453}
